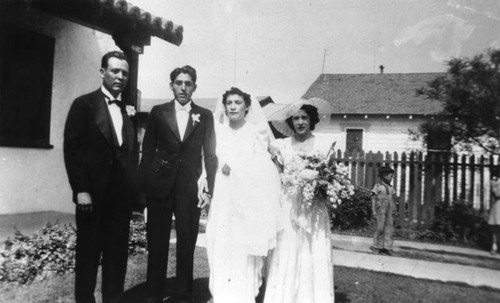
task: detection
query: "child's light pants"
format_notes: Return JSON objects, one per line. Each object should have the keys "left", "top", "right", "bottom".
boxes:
{"left": 373, "top": 198, "right": 395, "bottom": 250}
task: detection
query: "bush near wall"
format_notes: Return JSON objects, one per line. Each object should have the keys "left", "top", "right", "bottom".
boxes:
{"left": 330, "top": 186, "right": 373, "bottom": 231}
{"left": 0, "top": 223, "right": 76, "bottom": 284}
{"left": 0, "top": 219, "right": 148, "bottom": 285}
{"left": 416, "top": 201, "right": 490, "bottom": 249}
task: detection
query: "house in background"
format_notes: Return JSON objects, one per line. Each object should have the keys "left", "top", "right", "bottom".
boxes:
{"left": 301, "top": 72, "right": 445, "bottom": 154}
{"left": 0, "top": 0, "right": 182, "bottom": 214}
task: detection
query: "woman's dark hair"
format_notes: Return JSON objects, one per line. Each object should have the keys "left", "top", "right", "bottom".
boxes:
{"left": 101, "top": 51, "right": 129, "bottom": 69}
{"left": 285, "top": 104, "right": 320, "bottom": 132}
{"left": 170, "top": 65, "right": 197, "bottom": 83}
{"left": 222, "top": 87, "right": 252, "bottom": 107}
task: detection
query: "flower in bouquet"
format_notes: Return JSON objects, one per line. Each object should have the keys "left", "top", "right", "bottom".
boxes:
{"left": 281, "top": 152, "right": 354, "bottom": 210}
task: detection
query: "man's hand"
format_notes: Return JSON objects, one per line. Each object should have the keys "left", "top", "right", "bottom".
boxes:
{"left": 197, "top": 177, "right": 208, "bottom": 201}
{"left": 221, "top": 163, "right": 231, "bottom": 176}
{"left": 77, "top": 192, "right": 93, "bottom": 212}
{"left": 197, "top": 192, "right": 211, "bottom": 210}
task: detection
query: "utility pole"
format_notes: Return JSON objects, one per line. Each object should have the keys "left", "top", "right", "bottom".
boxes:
{"left": 322, "top": 49, "right": 328, "bottom": 83}
{"left": 321, "top": 49, "right": 327, "bottom": 74}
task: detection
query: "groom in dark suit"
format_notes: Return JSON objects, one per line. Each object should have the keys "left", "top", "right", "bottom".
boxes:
{"left": 140, "top": 65, "right": 217, "bottom": 303}
{"left": 64, "top": 51, "right": 139, "bottom": 303}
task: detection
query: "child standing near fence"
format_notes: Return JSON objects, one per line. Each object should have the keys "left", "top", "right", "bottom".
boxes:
{"left": 370, "top": 165, "right": 396, "bottom": 255}
{"left": 489, "top": 171, "right": 500, "bottom": 255}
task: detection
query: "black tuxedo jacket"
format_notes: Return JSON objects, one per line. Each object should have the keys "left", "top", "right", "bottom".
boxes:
{"left": 63, "top": 89, "right": 139, "bottom": 205}
{"left": 140, "top": 100, "right": 217, "bottom": 201}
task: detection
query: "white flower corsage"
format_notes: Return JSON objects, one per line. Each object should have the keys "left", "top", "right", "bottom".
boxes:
{"left": 126, "top": 105, "right": 136, "bottom": 117}
{"left": 191, "top": 113, "right": 201, "bottom": 125}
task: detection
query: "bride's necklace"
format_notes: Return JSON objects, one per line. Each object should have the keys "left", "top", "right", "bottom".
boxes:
{"left": 291, "top": 134, "right": 315, "bottom": 153}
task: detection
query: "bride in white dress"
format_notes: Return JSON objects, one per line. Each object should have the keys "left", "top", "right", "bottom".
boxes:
{"left": 265, "top": 102, "right": 335, "bottom": 303}
{"left": 205, "top": 87, "right": 282, "bottom": 303}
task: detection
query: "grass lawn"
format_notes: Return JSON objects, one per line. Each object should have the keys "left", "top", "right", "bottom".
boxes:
{"left": 1, "top": 246, "right": 499, "bottom": 303}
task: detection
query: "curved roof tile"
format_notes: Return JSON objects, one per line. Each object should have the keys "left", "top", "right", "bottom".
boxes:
{"left": 98, "top": 0, "right": 183, "bottom": 45}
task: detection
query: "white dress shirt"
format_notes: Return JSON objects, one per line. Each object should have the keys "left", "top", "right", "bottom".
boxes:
{"left": 101, "top": 86, "right": 123, "bottom": 146}
{"left": 175, "top": 100, "right": 192, "bottom": 140}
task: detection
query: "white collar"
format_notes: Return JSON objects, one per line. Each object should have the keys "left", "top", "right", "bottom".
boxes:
{"left": 175, "top": 100, "right": 192, "bottom": 111}
{"left": 101, "top": 86, "right": 122, "bottom": 101}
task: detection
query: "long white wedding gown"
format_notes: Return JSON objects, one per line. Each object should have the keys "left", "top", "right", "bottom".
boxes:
{"left": 206, "top": 121, "right": 282, "bottom": 303}
{"left": 264, "top": 136, "right": 335, "bottom": 303}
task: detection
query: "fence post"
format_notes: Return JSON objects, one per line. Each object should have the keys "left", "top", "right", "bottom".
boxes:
{"left": 358, "top": 150, "right": 365, "bottom": 187}
{"left": 423, "top": 153, "right": 433, "bottom": 227}
{"left": 443, "top": 152, "right": 450, "bottom": 204}
{"left": 452, "top": 153, "right": 458, "bottom": 203}
{"left": 366, "top": 151, "right": 375, "bottom": 188}
{"left": 408, "top": 152, "right": 416, "bottom": 227}
{"left": 415, "top": 152, "right": 424, "bottom": 229}
{"left": 479, "top": 155, "right": 485, "bottom": 212}
{"left": 400, "top": 152, "right": 408, "bottom": 227}
{"left": 468, "top": 154, "right": 475, "bottom": 206}
{"left": 460, "top": 154, "right": 467, "bottom": 201}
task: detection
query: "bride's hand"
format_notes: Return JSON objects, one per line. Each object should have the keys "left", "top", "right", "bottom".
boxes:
{"left": 222, "top": 163, "right": 231, "bottom": 175}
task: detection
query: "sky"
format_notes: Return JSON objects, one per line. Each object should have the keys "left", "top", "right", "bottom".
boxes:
{"left": 129, "top": 0, "right": 500, "bottom": 104}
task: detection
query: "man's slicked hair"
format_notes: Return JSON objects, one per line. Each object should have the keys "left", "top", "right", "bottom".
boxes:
{"left": 170, "top": 65, "right": 197, "bottom": 84}
{"left": 101, "top": 51, "right": 129, "bottom": 69}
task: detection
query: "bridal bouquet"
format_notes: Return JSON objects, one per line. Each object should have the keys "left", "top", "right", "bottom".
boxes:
{"left": 281, "top": 151, "right": 355, "bottom": 210}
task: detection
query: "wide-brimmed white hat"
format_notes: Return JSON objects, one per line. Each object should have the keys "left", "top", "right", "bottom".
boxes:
{"left": 269, "top": 97, "right": 334, "bottom": 136}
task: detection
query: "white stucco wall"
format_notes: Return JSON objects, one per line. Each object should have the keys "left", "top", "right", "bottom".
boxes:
{"left": 314, "top": 115, "right": 426, "bottom": 154}
{"left": 0, "top": 9, "right": 115, "bottom": 214}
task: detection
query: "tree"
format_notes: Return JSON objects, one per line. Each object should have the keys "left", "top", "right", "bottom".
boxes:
{"left": 417, "top": 49, "right": 500, "bottom": 155}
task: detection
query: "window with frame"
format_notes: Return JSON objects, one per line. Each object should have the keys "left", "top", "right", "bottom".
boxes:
{"left": 0, "top": 23, "right": 55, "bottom": 148}
{"left": 346, "top": 128, "right": 363, "bottom": 152}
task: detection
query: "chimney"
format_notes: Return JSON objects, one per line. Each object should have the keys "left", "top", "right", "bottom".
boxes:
{"left": 379, "top": 65, "right": 384, "bottom": 74}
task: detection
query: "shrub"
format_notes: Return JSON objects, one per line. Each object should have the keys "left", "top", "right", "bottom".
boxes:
{"left": 330, "top": 186, "right": 373, "bottom": 231}
{"left": 0, "top": 223, "right": 76, "bottom": 284}
{"left": 417, "top": 201, "right": 490, "bottom": 249}
{"left": 129, "top": 218, "right": 147, "bottom": 256}
{"left": 0, "top": 218, "right": 149, "bottom": 285}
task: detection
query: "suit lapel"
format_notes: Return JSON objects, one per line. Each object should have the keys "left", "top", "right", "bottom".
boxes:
{"left": 94, "top": 92, "right": 113, "bottom": 147}
{"left": 183, "top": 104, "right": 201, "bottom": 141}
{"left": 163, "top": 101, "right": 182, "bottom": 142}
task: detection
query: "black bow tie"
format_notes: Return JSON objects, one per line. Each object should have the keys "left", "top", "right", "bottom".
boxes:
{"left": 108, "top": 99, "right": 122, "bottom": 106}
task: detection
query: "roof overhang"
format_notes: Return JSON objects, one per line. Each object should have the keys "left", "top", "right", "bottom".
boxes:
{"left": 15, "top": 0, "right": 183, "bottom": 46}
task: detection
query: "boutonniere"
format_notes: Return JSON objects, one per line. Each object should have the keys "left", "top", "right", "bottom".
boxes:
{"left": 191, "top": 113, "right": 201, "bottom": 125}
{"left": 125, "top": 105, "right": 136, "bottom": 117}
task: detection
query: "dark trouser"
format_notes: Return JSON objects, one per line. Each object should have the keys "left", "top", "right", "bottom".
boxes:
{"left": 146, "top": 189, "right": 201, "bottom": 300}
{"left": 74, "top": 185, "right": 131, "bottom": 303}
{"left": 373, "top": 199, "right": 395, "bottom": 250}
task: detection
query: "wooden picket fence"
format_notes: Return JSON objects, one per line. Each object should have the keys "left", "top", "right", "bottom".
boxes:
{"left": 330, "top": 149, "right": 500, "bottom": 228}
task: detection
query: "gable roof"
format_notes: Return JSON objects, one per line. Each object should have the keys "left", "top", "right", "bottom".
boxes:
{"left": 302, "top": 73, "right": 445, "bottom": 115}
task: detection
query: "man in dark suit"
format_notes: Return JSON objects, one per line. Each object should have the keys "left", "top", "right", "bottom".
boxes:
{"left": 140, "top": 65, "right": 217, "bottom": 303}
{"left": 63, "top": 51, "right": 139, "bottom": 303}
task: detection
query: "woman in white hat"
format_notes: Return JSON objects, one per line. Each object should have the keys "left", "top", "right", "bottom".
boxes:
{"left": 265, "top": 101, "right": 335, "bottom": 303}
